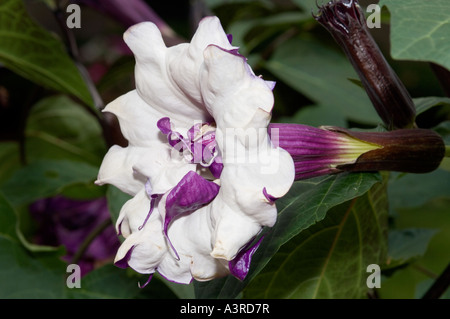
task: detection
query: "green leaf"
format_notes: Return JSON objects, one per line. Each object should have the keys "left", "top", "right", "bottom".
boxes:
{"left": 0, "top": 159, "right": 98, "bottom": 207}
{"left": 277, "top": 103, "right": 348, "bottom": 128}
{"left": 0, "top": 142, "right": 21, "bottom": 186}
{"left": 0, "top": 0, "right": 93, "bottom": 107}
{"left": 264, "top": 37, "right": 379, "bottom": 125}
{"left": 0, "top": 235, "right": 67, "bottom": 298}
{"left": 25, "top": 95, "right": 106, "bottom": 166}
{"left": 244, "top": 179, "right": 388, "bottom": 298}
{"left": 413, "top": 96, "right": 450, "bottom": 116}
{"left": 0, "top": 192, "right": 19, "bottom": 240}
{"left": 386, "top": 228, "right": 438, "bottom": 269}
{"left": 66, "top": 264, "right": 177, "bottom": 299}
{"left": 0, "top": 193, "right": 67, "bottom": 298}
{"left": 379, "top": 197, "right": 450, "bottom": 299}
{"left": 379, "top": 0, "right": 450, "bottom": 71}
{"left": 388, "top": 169, "right": 450, "bottom": 214}
{"left": 194, "top": 172, "right": 381, "bottom": 298}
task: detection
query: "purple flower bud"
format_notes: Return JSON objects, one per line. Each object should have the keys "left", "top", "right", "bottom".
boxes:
{"left": 314, "top": 0, "right": 416, "bottom": 129}
{"left": 270, "top": 123, "right": 445, "bottom": 180}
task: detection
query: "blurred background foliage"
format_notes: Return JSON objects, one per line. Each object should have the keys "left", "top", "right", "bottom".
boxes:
{"left": 0, "top": 0, "right": 449, "bottom": 299}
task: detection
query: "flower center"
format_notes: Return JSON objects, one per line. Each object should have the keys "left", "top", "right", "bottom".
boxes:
{"left": 157, "top": 117, "right": 223, "bottom": 178}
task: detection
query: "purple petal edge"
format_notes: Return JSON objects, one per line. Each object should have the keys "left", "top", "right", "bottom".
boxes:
{"left": 138, "top": 273, "right": 153, "bottom": 288}
{"left": 114, "top": 245, "right": 135, "bottom": 269}
{"left": 262, "top": 187, "right": 278, "bottom": 204}
{"left": 229, "top": 235, "right": 265, "bottom": 281}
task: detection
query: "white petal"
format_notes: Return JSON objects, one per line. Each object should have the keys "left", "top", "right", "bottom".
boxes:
{"left": 116, "top": 188, "right": 153, "bottom": 238}
{"left": 96, "top": 145, "right": 147, "bottom": 196}
{"left": 168, "top": 16, "right": 236, "bottom": 106}
{"left": 200, "top": 45, "right": 274, "bottom": 129}
{"left": 124, "top": 22, "right": 210, "bottom": 127}
{"left": 103, "top": 90, "right": 167, "bottom": 147}
{"left": 209, "top": 196, "right": 263, "bottom": 261}
{"left": 158, "top": 197, "right": 229, "bottom": 281}
{"left": 114, "top": 214, "right": 167, "bottom": 274}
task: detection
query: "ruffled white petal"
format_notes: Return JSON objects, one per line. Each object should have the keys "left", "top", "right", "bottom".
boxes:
{"left": 115, "top": 188, "right": 151, "bottom": 238}
{"left": 200, "top": 45, "right": 275, "bottom": 129}
{"left": 114, "top": 212, "right": 166, "bottom": 274}
{"left": 103, "top": 90, "right": 167, "bottom": 147}
{"left": 95, "top": 145, "right": 147, "bottom": 196}
{"left": 168, "top": 17, "right": 236, "bottom": 106}
{"left": 124, "top": 22, "right": 211, "bottom": 128}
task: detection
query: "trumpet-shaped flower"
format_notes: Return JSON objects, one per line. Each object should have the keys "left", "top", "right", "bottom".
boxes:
{"left": 96, "top": 17, "right": 295, "bottom": 284}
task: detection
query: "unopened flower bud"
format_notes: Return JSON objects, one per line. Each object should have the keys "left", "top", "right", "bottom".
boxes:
{"left": 269, "top": 123, "right": 445, "bottom": 179}
{"left": 314, "top": 0, "right": 416, "bottom": 129}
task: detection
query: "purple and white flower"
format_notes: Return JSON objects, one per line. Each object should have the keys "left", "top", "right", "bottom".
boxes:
{"left": 95, "top": 17, "right": 295, "bottom": 284}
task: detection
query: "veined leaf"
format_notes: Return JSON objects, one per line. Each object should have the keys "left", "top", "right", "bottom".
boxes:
{"left": 25, "top": 95, "right": 106, "bottom": 166}
{"left": 0, "top": 159, "right": 98, "bottom": 207}
{"left": 0, "top": 193, "right": 67, "bottom": 298}
{"left": 244, "top": 178, "right": 388, "bottom": 298}
{"left": 264, "top": 37, "right": 379, "bottom": 125}
{"left": 379, "top": 0, "right": 450, "bottom": 71}
{"left": 0, "top": 0, "right": 94, "bottom": 107}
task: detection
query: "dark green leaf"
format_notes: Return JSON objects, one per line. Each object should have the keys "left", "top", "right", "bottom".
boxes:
{"left": 0, "top": 194, "right": 66, "bottom": 298}
{"left": 0, "top": 192, "right": 18, "bottom": 240}
{"left": 0, "top": 142, "right": 21, "bottom": 186}
{"left": 379, "top": 197, "right": 450, "bottom": 299}
{"left": 386, "top": 228, "right": 438, "bottom": 269}
{"left": 413, "top": 96, "right": 450, "bottom": 116}
{"left": 264, "top": 36, "right": 379, "bottom": 125}
{"left": 66, "top": 264, "right": 177, "bottom": 299}
{"left": 0, "top": 0, "right": 93, "bottom": 107}
{"left": 244, "top": 179, "right": 388, "bottom": 298}
{"left": 388, "top": 169, "right": 450, "bottom": 214}
{"left": 0, "top": 159, "right": 98, "bottom": 206}
{"left": 0, "top": 235, "right": 67, "bottom": 298}
{"left": 25, "top": 95, "right": 106, "bottom": 166}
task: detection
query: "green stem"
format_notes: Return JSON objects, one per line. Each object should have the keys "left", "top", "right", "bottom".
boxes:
{"left": 70, "top": 218, "right": 112, "bottom": 265}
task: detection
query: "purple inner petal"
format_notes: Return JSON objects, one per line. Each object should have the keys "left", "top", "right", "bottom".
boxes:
{"left": 229, "top": 235, "right": 265, "bottom": 281}
{"left": 157, "top": 117, "right": 172, "bottom": 135}
{"left": 209, "top": 160, "right": 224, "bottom": 179}
{"left": 164, "top": 171, "right": 220, "bottom": 259}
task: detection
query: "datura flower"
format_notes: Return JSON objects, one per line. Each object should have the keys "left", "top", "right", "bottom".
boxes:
{"left": 95, "top": 16, "right": 295, "bottom": 284}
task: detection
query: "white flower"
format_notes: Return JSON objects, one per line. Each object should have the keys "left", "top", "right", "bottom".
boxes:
{"left": 96, "top": 16, "right": 295, "bottom": 284}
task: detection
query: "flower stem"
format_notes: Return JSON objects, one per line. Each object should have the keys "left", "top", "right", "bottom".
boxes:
{"left": 70, "top": 218, "right": 112, "bottom": 266}
{"left": 422, "top": 263, "right": 450, "bottom": 299}
{"left": 52, "top": 1, "right": 127, "bottom": 148}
